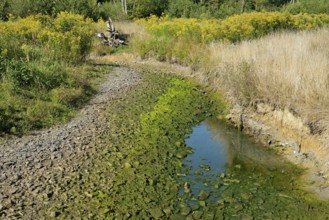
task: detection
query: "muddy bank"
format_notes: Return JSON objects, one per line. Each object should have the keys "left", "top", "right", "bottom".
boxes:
{"left": 100, "top": 53, "right": 329, "bottom": 199}
{"left": 0, "top": 66, "right": 140, "bottom": 218}
{"left": 226, "top": 103, "right": 329, "bottom": 198}
{"left": 0, "top": 64, "right": 214, "bottom": 219}
{"left": 1, "top": 57, "right": 329, "bottom": 218}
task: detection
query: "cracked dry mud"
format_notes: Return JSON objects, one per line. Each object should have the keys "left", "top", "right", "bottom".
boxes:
{"left": 0, "top": 66, "right": 140, "bottom": 219}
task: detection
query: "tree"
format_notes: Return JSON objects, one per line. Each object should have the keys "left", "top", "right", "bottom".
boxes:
{"left": 122, "top": 0, "right": 127, "bottom": 14}
{"left": 131, "top": 0, "right": 168, "bottom": 18}
{"left": 283, "top": 0, "right": 329, "bottom": 14}
{"left": 167, "top": 0, "right": 195, "bottom": 17}
{"left": 0, "top": 0, "right": 10, "bottom": 21}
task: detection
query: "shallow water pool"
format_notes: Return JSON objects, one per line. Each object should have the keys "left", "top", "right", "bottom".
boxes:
{"left": 178, "top": 118, "right": 329, "bottom": 219}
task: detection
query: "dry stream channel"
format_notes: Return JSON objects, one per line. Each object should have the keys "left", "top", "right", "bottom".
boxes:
{"left": 1, "top": 66, "right": 329, "bottom": 219}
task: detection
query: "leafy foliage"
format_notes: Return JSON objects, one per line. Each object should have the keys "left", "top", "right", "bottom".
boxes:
{"left": 133, "top": 12, "right": 329, "bottom": 64}
{"left": 130, "top": 0, "right": 169, "bottom": 18}
{"left": 0, "top": 13, "right": 99, "bottom": 134}
{"left": 7, "top": 0, "right": 100, "bottom": 20}
{"left": 283, "top": 0, "right": 329, "bottom": 14}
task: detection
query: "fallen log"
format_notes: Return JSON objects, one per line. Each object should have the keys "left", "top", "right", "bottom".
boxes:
{"left": 97, "top": 17, "right": 129, "bottom": 47}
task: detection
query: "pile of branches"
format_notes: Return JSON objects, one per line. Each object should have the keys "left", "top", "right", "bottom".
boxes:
{"left": 97, "top": 17, "right": 129, "bottom": 47}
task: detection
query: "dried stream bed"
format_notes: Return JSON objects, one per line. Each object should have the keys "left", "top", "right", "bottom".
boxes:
{"left": 0, "top": 66, "right": 329, "bottom": 219}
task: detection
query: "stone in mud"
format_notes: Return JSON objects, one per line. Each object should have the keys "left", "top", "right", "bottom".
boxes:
{"left": 198, "top": 190, "right": 209, "bottom": 201}
{"left": 180, "top": 206, "right": 191, "bottom": 216}
{"left": 199, "top": 164, "right": 211, "bottom": 171}
{"left": 176, "top": 150, "right": 188, "bottom": 159}
{"left": 175, "top": 141, "right": 182, "bottom": 147}
{"left": 204, "top": 212, "right": 215, "bottom": 220}
{"left": 163, "top": 207, "right": 172, "bottom": 215}
{"left": 124, "top": 162, "right": 132, "bottom": 169}
{"left": 184, "top": 182, "right": 190, "bottom": 191}
{"left": 192, "top": 210, "right": 203, "bottom": 219}
{"left": 191, "top": 204, "right": 200, "bottom": 211}
{"left": 214, "top": 182, "right": 221, "bottom": 189}
{"left": 203, "top": 181, "right": 211, "bottom": 187}
{"left": 240, "top": 192, "right": 251, "bottom": 200}
{"left": 171, "top": 214, "right": 186, "bottom": 220}
{"left": 219, "top": 173, "right": 226, "bottom": 178}
{"left": 199, "top": 201, "right": 206, "bottom": 207}
{"left": 8, "top": 187, "right": 18, "bottom": 195}
{"left": 150, "top": 207, "right": 163, "bottom": 218}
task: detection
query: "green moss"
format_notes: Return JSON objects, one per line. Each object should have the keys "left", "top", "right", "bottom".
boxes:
{"left": 38, "top": 69, "right": 329, "bottom": 219}
{"left": 96, "top": 75, "right": 216, "bottom": 218}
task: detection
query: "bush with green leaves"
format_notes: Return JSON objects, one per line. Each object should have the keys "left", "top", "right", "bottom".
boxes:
{"left": 283, "top": 0, "right": 329, "bottom": 15}
{"left": 98, "top": 2, "right": 129, "bottom": 20}
{"left": 4, "top": 0, "right": 100, "bottom": 20}
{"left": 133, "top": 12, "right": 329, "bottom": 64}
{"left": 0, "top": 13, "right": 99, "bottom": 134}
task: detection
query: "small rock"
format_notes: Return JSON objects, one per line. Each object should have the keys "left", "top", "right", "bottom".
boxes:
{"left": 193, "top": 210, "right": 203, "bottom": 220}
{"left": 36, "top": 163, "right": 43, "bottom": 169}
{"left": 163, "top": 207, "right": 172, "bottom": 215}
{"left": 180, "top": 206, "right": 191, "bottom": 216}
{"left": 199, "top": 164, "right": 211, "bottom": 171}
{"left": 198, "top": 190, "right": 209, "bottom": 201}
{"left": 150, "top": 208, "right": 163, "bottom": 218}
{"left": 13, "top": 175, "right": 22, "bottom": 181}
{"left": 8, "top": 188, "right": 18, "bottom": 195}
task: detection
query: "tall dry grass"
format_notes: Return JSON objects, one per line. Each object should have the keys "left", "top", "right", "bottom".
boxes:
{"left": 196, "top": 30, "right": 329, "bottom": 124}
{"left": 116, "top": 22, "right": 329, "bottom": 132}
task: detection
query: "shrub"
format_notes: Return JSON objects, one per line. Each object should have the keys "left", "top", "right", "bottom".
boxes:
{"left": 99, "top": 2, "right": 129, "bottom": 20}
{"left": 0, "top": 0, "right": 10, "bottom": 21}
{"left": 133, "top": 12, "right": 329, "bottom": 63}
{"left": 7, "top": 0, "right": 101, "bottom": 20}
{"left": 283, "top": 0, "right": 329, "bottom": 15}
{"left": 130, "top": 0, "right": 169, "bottom": 18}
{"left": 49, "top": 12, "right": 95, "bottom": 63}
{"left": 0, "top": 13, "right": 98, "bottom": 134}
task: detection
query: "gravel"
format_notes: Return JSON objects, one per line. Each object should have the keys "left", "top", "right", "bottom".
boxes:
{"left": 0, "top": 67, "right": 140, "bottom": 219}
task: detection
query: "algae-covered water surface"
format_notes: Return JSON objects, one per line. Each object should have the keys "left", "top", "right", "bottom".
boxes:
{"left": 42, "top": 69, "right": 329, "bottom": 219}
{"left": 181, "top": 119, "right": 329, "bottom": 219}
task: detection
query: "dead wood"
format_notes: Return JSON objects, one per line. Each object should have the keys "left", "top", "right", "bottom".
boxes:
{"left": 97, "top": 17, "right": 129, "bottom": 47}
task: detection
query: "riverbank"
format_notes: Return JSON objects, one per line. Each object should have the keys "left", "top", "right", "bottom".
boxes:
{"left": 0, "top": 66, "right": 140, "bottom": 218}
{"left": 96, "top": 52, "right": 329, "bottom": 200}
{"left": 0, "top": 64, "right": 217, "bottom": 218}
{"left": 1, "top": 61, "right": 329, "bottom": 218}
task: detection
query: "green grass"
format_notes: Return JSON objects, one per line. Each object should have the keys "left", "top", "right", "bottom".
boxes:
{"left": 0, "top": 13, "right": 98, "bottom": 135}
{"left": 0, "top": 63, "right": 108, "bottom": 135}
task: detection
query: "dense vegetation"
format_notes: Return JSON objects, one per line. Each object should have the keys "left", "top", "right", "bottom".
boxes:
{"left": 37, "top": 71, "right": 329, "bottom": 219}
{"left": 0, "top": 0, "right": 328, "bottom": 134}
{"left": 132, "top": 12, "right": 329, "bottom": 63}
{"left": 0, "top": 0, "right": 329, "bottom": 218}
{"left": 0, "top": 0, "right": 328, "bottom": 135}
{"left": 0, "top": 12, "right": 101, "bottom": 134}
{"left": 131, "top": 10, "right": 329, "bottom": 132}
{"left": 1, "top": 0, "right": 329, "bottom": 21}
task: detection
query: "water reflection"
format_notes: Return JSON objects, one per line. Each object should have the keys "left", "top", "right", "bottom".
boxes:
{"left": 179, "top": 118, "right": 329, "bottom": 219}
{"left": 204, "top": 118, "right": 284, "bottom": 169}
{"left": 182, "top": 117, "right": 294, "bottom": 198}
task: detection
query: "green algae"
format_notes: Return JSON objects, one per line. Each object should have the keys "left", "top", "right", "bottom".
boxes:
{"left": 98, "top": 76, "right": 216, "bottom": 218}
{"left": 39, "top": 68, "right": 329, "bottom": 219}
{"left": 41, "top": 70, "right": 216, "bottom": 219}
{"left": 180, "top": 118, "right": 329, "bottom": 219}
